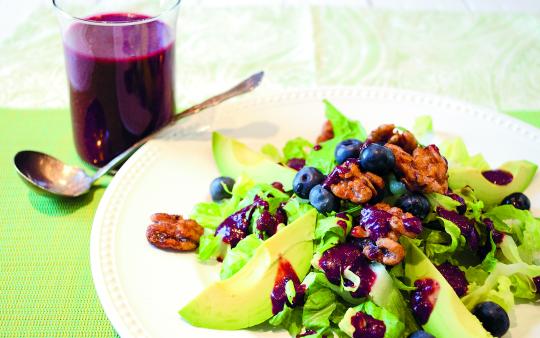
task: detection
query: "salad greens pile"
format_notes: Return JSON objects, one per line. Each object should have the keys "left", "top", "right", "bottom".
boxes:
{"left": 184, "top": 101, "right": 539, "bottom": 338}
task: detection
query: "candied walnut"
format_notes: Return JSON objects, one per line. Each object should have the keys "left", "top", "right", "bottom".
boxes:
{"left": 146, "top": 213, "right": 204, "bottom": 251}
{"left": 373, "top": 202, "right": 420, "bottom": 238}
{"left": 376, "top": 238, "right": 405, "bottom": 266}
{"left": 368, "top": 124, "right": 418, "bottom": 153}
{"left": 316, "top": 120, "right": 334, "bottom": 143}
{"left": 386, "top": 144, "right": 448, "bottom": 194}
{"left": 329, "top": 162, "right": 385, "bottom": 204}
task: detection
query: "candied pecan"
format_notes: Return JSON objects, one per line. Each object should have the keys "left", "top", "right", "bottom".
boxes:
{"left": 329, "top": 162, "right": 385, "bottom": 204}
{"left": 368, "top": 124, "right": 418, "bottom": 153}
{"left": 386, "top": 144, "right": 448, "bottom": 194}
{"left": 316, "top": 120, "right": 334, "bottom": 143}
{"left": 146, "top": 213, "right": 204, "bottom": 251}
{"left": 373, "top": 202, "right": 420, "bottom": 238}
{"left": 376, "top": 238, "right": 405, "bottom": 266}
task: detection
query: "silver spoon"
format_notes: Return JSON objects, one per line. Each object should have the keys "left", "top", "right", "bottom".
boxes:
{"left": 14, "top": 71, "right": 264, "bottom": 198}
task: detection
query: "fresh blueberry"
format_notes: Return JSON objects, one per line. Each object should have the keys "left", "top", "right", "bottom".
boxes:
{"left": 408, "top": 331, "right": 434, "bottom": 338}
{"left": 293, "top": 167, "right": 325, "bottom": 199}
{"left": 210, "top": 176, "right": 235, "bottom": 201}
{"left": 395, "top": 193, "right": 430, "bottom": 219}
{"left": 501, "top": 192, "right": 530, "bottom": 210}
{"left": 309, "top": 185, "right": 339, "bottom": 214}
{"left": 334, "top": 139, "right": 362, "bottom": 165}
{"left": 359, "top": 144, "right": 395, "bottom": 175}
{"left": 472, "top": 301, "right": 510, "bottom": 337}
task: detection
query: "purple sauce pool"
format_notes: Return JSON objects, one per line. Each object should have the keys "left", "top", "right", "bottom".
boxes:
{"left": 63, "top": 13, "right": 175, "bottom": 166}
{"left": 481, "top": 170, "right": 513, "bottom": 186}
{"left": 322, "top": 159, "right": 359, "bottom": 188}
{"left": 410, "top": 278, "right": 440, "bottom": 325}
{"left": 318, "top": 243, "right": 376, "bottom": 298}
{"left": 271, "top": 257, "right": 306, "bottom": 314}
{"left": 447, "top": 192, "right": 467, "bottom": 214}
{"left": 484, "top": 218, "right": 505, "bottom": 244}
{"left": 350, "top": 312, "right": 386, "bottom": 338}
{"left": 437, "top": 207, "right": 479, "bottom": 250}
{"left": 215, "top": 205, "right": 255, "bottom": 247}
{"left": 287, "top": 158, "right": 306, "bottom": 171}
{"left": 533, "top": 276, "right": 540, "bottom": 293}
{"left": 436, "top": 262, "right": 468, "bottom": 297}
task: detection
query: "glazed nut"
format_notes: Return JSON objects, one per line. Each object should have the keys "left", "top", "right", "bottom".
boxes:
{"left": 368, "top": 124, "right": 418, "bottom": 153}
{"left": 146, "top": 213, "right": 204, "bottom": 251}
{"left": 375, "top": 238, "right": 405, "bottom": 266}
{"left": 386, "top": 144, "right": 448, "bottom": 194}
{"left": 316, "top": 120, "right": 334, "bottom": 143}
{"left": 330, "top": 162, "right": 385, "bottom": 204}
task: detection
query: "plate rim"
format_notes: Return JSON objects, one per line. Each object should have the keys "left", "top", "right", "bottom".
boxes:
{"left": 90, "top": 86, "right": 540, "bottom": 338}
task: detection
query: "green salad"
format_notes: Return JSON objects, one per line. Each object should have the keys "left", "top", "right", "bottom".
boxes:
{"left": 148, "top": 100, "right": 539, "bottom": 338}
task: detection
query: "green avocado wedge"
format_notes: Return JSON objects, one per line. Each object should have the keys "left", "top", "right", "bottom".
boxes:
{"left": 179, "top": 210, "right": 316, "bottom": 330}
{"left": 448, "top": 160, "right": 537, "bottom": 206}
{"left": 403, "top": 238, "right": 492, "bottom": 338}
{"left": 212, "top": 132, "right": 297, "bottom": 191}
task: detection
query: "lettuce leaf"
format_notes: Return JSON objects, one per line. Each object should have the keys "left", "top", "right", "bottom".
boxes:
{"left": 424, "top": 218, "right": 463, "bottom": 265}
{"left": 412, "top": 115, "right": 433, "bottom": 145}
{"left": 305, "top": 100, "right": 367, "bottom": 174}
{"left": 219, "top": 234, "right": 262, "bottom": 279}
{"left": 261, "top": 143, "right": 284, "bottom": 163}
{"left": 283, "top": 197, "right": 315, "bottom": 223}
{"left": 440, "top": 137, "right": 490, "bottom": 170}
{"left": 197, "top": 232, "right": 226, "bottom": 261}
{"left": 283, "top": 137, "right": 313, "bottom": 161}
{"left": 302, "top": 288, "right": 337, "bottom": 330}
{"left": 338, "top": 301, "right": 405, "bottom": 338}
{"left": 269, "top": 305, "right": 303, "bottom": 337}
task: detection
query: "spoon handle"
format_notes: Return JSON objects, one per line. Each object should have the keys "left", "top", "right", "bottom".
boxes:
{"left": 91, "top": 71, "right": 264, "bottom": 182}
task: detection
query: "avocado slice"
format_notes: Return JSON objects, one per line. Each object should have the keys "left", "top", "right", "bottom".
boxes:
{"left": 212, "top": 132, "right": 297, "bottom": 191}
{"left": 448, "top": 160, "right": 537, "bottom": 206}
{"left": 179, "top": 209, "right": 316, "bottom": 330}
{"left": 403, "top": 238, "right": 492, "bottom": 338}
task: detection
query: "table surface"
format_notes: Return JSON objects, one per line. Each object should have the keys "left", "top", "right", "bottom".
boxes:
{"left": 1, "top": 1, "right": 540, "bottom": 337}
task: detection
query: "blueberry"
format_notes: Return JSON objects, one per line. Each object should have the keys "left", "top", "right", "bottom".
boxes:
{"left": 472, "top": 301, "right": 510, "bottom": 337}
{"left": 501, "top": 192, "right": 530, "bottom": 210}
{"left": 293, "top": 167, "right": 325, "bottom": 199}
{"left": 359, "top": 144, "right": 395, "bottom": 175}
{"left": 395, "top": 193, "right": 430, "bottom": 219}
{"left": 210, "top": 176, "right": 235, "bottom": 202}
{"left": 309, "top": 185, "right": 339, "bottom": 214}
{"left": 334, "top": 139, "right": 362, "bottom": 165}
{"left": 408, "top": 331, "right": 434, "bottom": 338}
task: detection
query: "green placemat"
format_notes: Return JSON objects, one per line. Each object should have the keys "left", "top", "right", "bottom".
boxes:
{"left": 0, "top": 108, "right": 116, "bottom": 337}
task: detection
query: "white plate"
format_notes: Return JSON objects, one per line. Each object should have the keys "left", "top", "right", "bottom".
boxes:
{"left": 91, "top": 87, "right": 540, "bottom": 338}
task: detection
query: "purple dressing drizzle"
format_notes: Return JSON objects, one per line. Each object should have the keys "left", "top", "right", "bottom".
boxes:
{"left": 484, "top": 218, "right": 505, "bottom": 244}
{"left": 436, "top": 207, "right": 479, "bottom": 250}
{"left": 287, "top": 158, "right": 306, "bottom": 171}
{"left": 436, "top": 262, "right": 468, "bottom": 297}
{"left": 215, "top": 205, "right": 255, "bottom": 247}
{"left": 318, "top": 243, "right": 376, "bottom": 298}
{"left": 271, "top": 181, "right": 285, "bottom": 192}
{"left": 358, "top": 207, "right": 392, "bottom": 241}
{"left": 256, "top": 210, "right": 278, "bottom": 239}
{"left": 410, "top": 278, "right": 440, "bottom": 325}
{"left": 350, "top": 312, "right": 386, "bottom": 338}
{"left": 533, "top": 276, "right": 540, "bottom": 293}
{"left": 402, "top": 217, "right": 423, "bottom": 235}
{"left": 447, "top": 192, "right": 467, "bottom": 214}
{"left": 297, "top": 329, "right": 317, "bottom": 337}
{"left": 481, "top": 170, "right": 513, "bottom": 186}
{"left": 271, "top": 257, "right": 306, "bottom": 315}
{"left": 322, "top": 159, "right": 359, "bottom": 188}
{"left": 313, "top": 144, "right": 322, "bottom": 151}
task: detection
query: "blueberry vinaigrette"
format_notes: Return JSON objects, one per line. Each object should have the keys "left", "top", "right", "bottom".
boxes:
{"left": 481, "top": 170, "right": 513, "bottom": 186}
{"left": 350, "top": 312, "right": 386, "bottom": 338}
{"left": 271, "top": 257, "right": 305, "bottom": 314}
{"left": 410, "top": 278, "right": 440, "bottom": 325}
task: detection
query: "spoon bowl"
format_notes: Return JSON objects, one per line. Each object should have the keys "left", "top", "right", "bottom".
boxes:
{"left": 13, "top": 71, "right": 264, "bottom": 198}
{"left": 14, "top": 151, "right": 93, "bottom": 197}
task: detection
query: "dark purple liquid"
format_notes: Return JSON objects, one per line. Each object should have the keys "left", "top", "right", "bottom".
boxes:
{"left": 447, "top": 192, "right": 467, "bottom": 214}
{"left": 437, "top": 207, "right": 479, "bottom": 250}
{"left": 350, "top": 312, "right": 386, "bottom": 338}
{"left": 436, "top": 262, "right": 468, "bottom": 297}
{"left": 533, "top": 276, "right": 540, "bottom": 293}
{"left": 318, "top": 243, "right": 376, "bottom": 298}
{"left": 484, "top": 218, "right": 505, "bottom": 244}
{"left": 481, "top": 170, "right": 513, "bottom": 186}
{"left": 271, "top": 257, "right": 305, "bottom": 315}
{"left": 287, "top": 158, "right": 306, "bottom": 171}
{"left": 410, "top": 278, "right": 440, "bottom": 325}
{"left": 63, "top": 13, "right": 175, "bottom": 166}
